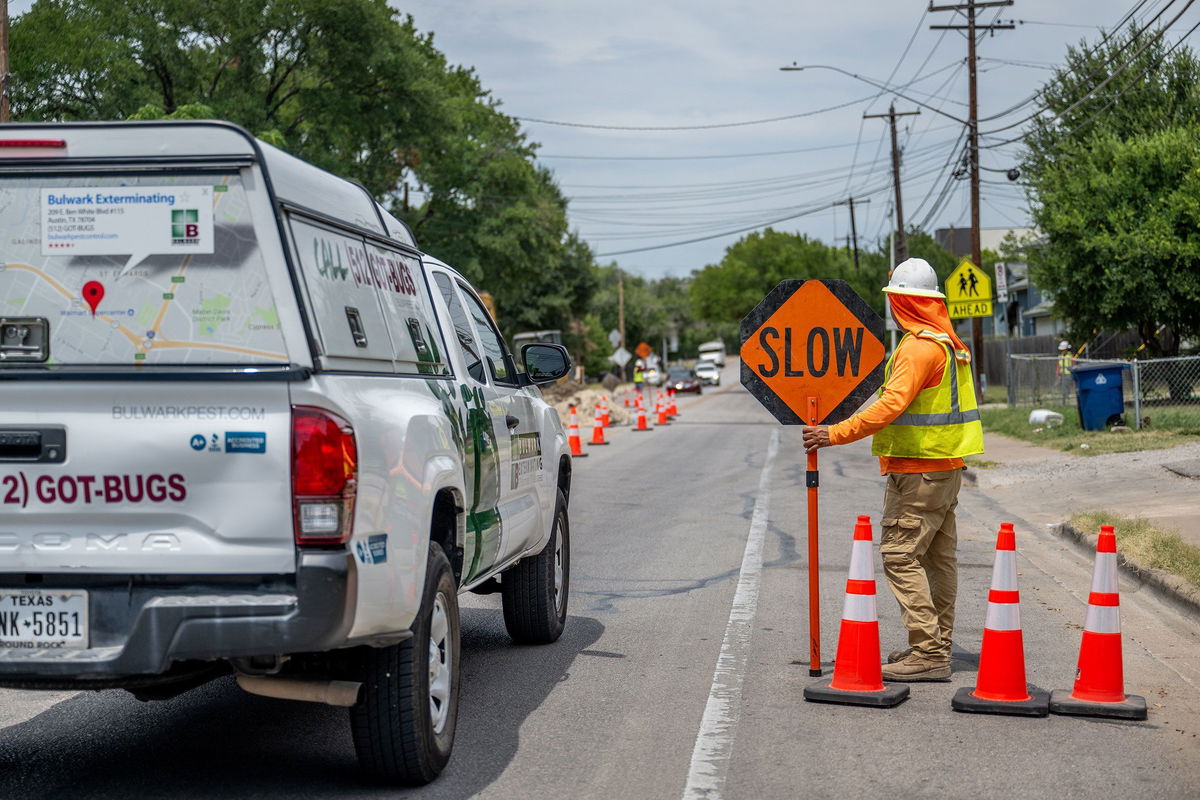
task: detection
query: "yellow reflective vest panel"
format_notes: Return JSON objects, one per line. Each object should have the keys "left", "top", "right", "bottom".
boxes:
{"left": 871, "top": 331, "right": 985, "bottom": 459}
{"left": 633, "top": 368, "right": 644, "bottom": 382}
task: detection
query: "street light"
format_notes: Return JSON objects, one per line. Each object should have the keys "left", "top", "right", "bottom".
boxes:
{"left": 779, "top": 63, "right": 969, "bottom": 125}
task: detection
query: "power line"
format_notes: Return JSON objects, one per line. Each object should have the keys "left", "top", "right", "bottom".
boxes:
{"left": 537, "top": 142, "right": 859, "bottom": 161}
{"left": 593, "top": 201, "right": 842, "bottom": 256}
{"left": 527, "top": 58, "right": 962, "bottom": 132}
{"left": 976, "top": 0, "right": 1171, "bottom": 123}
{"left": 843, "top": 7, "right": 933, "bottom": 196}
{"left": 582, "top": 161, "right": 950, "bottom": 243}
{"left": 517, "top": 94, "right": 874, "bottom": 131}
{"left": 980, "top": 0, "right": 1192, "bottom": 136}
{"left": 978, "top": 0, "right": 1185, "bottom": 131}
{"left": 981, "top": 1, "right": 1197, "bottom": 147}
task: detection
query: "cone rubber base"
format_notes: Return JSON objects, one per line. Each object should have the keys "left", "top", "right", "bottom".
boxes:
{"left": 803, "top": 681, "right": 910, "bottom": 708}
{"left": 1049, "top": 689, "right": 1148, "bottom": 720}
{"left": 570, "top": 452, "right": 589, "bottom": 457}
{"left": 588, "top": 442, "right": 609, "bottom": 446}
{"left": 632, "top": 428, "right": 653, "bottom": 432}
{"left": 952, "top": 686, "right": 1049, "bottom": 717}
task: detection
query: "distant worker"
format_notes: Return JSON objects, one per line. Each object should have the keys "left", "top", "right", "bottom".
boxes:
{"left": 1056, "top": 340, "right": 1075, "bottom": 405}
{"left": 633, "top": 360, "right": 645, "bottom": 393}
{"left": 801, "top": 258, "right": 984, "bottom": 682}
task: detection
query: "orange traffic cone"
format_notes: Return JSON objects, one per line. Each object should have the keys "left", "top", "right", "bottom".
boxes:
{"left": 1050, "top": 525, "right": 1147, "bottom": 719}
{"left": 804, "top": 516, "right": 909, "bottom": 707}
{"left": 952, "top": 523, "right": 1049, "bottom": 716}
{"left": 588, "top": 411, "right": 608, "bottom": 446}
{"left": 599, "top": 396, "right": 611, "bottom": 428}
{"left": 623, "top": 394, "right": 630, "bottom": 408}
{"left": 668, "top": 390, "right": 679, "bottom": 418}
{"left": 632, "top": 402, "right": 652, "bottom": 432}
{"left": 567, "top": 406, "right": 588, "bottom": 458}
{"left": 656, "top": 393, "right": 670, "bottom": 426}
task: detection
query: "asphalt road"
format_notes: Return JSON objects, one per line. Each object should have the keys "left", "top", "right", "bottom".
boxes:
{"left": 2, "top": 361, "right": 1199, "bottom": 799}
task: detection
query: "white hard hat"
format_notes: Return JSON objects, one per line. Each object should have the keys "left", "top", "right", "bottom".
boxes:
{"left": 882, "top": 258, "right": 945, "bottom": 298}
{"left": 1058, "top": 340, "right": 1070, "bottom": 350}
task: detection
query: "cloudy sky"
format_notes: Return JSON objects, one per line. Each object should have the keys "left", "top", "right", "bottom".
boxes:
{"left": 394, "top": 0, "right": 1192, "bottom": 277}
{"left": 11, "top": 1, "right": 1186, "bottom": 278}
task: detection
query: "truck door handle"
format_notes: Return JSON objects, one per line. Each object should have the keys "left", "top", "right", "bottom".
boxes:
{"left": 505, "top": 415, "right": 520, "bottom": 429}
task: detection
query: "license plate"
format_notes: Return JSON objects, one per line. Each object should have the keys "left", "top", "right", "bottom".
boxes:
{"left": 0, "top": 589, "right": 89, "bottom": 650}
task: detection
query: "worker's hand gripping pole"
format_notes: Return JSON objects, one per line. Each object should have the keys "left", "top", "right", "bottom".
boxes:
{"left": 806, "top": 396, "right": 821, "bottom": 677}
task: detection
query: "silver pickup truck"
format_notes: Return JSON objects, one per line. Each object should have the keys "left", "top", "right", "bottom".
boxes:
{"left": 0, "top": 121, "right": 574, "bottom": 785}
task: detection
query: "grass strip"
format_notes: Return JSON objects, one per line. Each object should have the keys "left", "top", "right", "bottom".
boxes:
{"left": 1071, "top": 510, "right": 1200, "bottom": 592}
{"left": 980, "top": 405, "right": 1198, "bottom": 456}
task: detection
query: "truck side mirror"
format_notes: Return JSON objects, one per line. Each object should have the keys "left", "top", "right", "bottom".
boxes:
{"left": 522, "top": 343, "right": 572, "bottom": 385}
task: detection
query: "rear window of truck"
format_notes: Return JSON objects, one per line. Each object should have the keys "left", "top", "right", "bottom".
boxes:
{"left": 0, "top": 172, "right": 288, "bottom": 366}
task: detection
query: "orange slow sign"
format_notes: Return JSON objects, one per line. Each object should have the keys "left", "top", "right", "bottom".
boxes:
{"left": 740, "top": 280, "right": 886, "bottom": 425}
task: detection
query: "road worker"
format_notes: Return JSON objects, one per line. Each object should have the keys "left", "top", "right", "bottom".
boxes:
{"left": 801, "top": 258, "right": 984, "bottom": 681}
{"left": 1056, "top": 340, "right": 1075, "bottom": 405}
{"left": 633, "top": 360, "right": 645, "bottom": 392}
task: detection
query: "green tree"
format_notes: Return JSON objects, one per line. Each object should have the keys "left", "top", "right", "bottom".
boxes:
{"left": 11, "top": 0, "right": 594, "bottom": 337}
{"left": 1021, "top": 24, "right": 1200, "bottom": 355}
{"left": 688, "top": 229, "right": 891, "bottom": 326}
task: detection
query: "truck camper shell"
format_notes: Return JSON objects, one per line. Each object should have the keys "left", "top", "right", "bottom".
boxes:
{"left": 0, "top": 120, "right": 423, "bottom": 379}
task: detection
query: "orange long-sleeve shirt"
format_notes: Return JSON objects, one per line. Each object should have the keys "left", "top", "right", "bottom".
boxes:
{"left": 828, "top": 336, "right": 965, "bottom": 475}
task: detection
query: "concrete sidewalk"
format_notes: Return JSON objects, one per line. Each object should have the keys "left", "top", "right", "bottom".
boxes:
{"left": 970, "top": 432, "right": 1200, "bottom": 549}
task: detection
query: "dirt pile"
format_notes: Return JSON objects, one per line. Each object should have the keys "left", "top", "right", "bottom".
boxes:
{"left": 541, "top": 380, "right": 636, "bottom": 427}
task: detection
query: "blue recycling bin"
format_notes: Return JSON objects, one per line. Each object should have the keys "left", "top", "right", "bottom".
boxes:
{"left": 1071, "top": 363, "right": 1129, "bottom": 430}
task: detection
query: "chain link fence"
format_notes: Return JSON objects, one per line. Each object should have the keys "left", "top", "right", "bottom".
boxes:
{"left": 1006, "top": 353, "right": 1200, "bottom": 431}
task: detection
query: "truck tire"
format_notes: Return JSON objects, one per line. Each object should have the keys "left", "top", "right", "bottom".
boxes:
{"left": 350, "top": 543, "right": 460, "bottom": 785}
{"left": 501, "top": 489, "right": 569, "bottom": 644}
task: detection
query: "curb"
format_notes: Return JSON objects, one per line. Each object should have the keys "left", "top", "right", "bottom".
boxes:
{"left": 1053, "top": 523, "right": 1200, "bottom": 620}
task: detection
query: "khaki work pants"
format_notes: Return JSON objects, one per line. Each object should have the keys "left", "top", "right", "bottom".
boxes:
{"left": 880, "top": 470, "right": 962, "bottom": 662}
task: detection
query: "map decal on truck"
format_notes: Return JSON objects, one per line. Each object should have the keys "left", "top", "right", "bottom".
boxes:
{"left": 1, "top": 173, "right": 288, "bottom": 366}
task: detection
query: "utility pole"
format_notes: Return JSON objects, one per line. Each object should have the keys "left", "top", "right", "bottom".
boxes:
{"left": 864, "top": 103, "right": 919, "bottom": 262}
{"left": 617, "top": 270, "right": 625, "bottom": 350}
{"left": 617, "top": 270, "right": 627, "bottom": 379}
{"left": 832, "top": 196, "right": 870, "bottom": 270}
{"left": 1, "top": 0, "right": 10, "bottom": 123}
{"left": 930, "top": 0, "right": 1014, "bottom": 390}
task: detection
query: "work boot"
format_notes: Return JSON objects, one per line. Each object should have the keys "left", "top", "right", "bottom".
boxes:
{"left": 881, "top": 654, "right": 951, "bottom": 682}
{"left": 887, "top": 647, "right": 913, "bottom": 664}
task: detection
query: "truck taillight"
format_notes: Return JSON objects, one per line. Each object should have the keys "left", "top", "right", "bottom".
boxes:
{"left": 292, "top": 406, "right": 357, "bottom": 547}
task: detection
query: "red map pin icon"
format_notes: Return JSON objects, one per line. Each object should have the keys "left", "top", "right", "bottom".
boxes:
{"left": 82, "top": 281, "right": 105, "bottom": 317}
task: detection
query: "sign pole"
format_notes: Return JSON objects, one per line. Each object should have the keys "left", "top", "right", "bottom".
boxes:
{"left": 806, "top": 396, "right": 821, "bottom": 677}
{"left": 738, "top": 279, "right": 886, "bottom": 684}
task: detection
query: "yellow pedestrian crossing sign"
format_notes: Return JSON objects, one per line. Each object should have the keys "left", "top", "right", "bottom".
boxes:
{"left": 945, "top": 259, "right": 992, "bottom": 319}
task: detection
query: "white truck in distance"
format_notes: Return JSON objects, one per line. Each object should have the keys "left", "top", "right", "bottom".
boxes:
{"left": 697, "top": 339, "right": 727, "bottom": 367}
{"left": 0, "top": 121, "right": 575, "bottom": 786}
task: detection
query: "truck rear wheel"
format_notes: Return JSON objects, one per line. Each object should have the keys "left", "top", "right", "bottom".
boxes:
{"left": 350, "top": 543, "right": 460, "bottom": 785}
{"left": 501, "top": 489, "right": 569, "bottom": 644}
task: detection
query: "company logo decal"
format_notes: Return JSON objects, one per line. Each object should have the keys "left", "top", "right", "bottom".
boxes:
{"left": 355, "top": 534, "right": 388, "bottom": 565}
{"left": 171, "top": 208, "right": 201, "bottom": 246}
{"left": 225, "top": 432, "right": 267, "bottom": 454}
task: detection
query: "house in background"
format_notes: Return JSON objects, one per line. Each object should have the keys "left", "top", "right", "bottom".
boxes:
{"left": 993, "top": 262, "right": 1066, "bottom": 337}
{"left": 935, "top": 226, "right": 1036, "bottom": 258}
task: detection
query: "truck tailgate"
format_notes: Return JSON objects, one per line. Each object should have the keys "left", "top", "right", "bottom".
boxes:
{"left": 0, "top": 382, "right": 295, "bottom": 574}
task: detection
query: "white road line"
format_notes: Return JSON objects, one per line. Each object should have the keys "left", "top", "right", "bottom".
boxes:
{"left": 682, "top": 429, "right": 779, "bottom": 800}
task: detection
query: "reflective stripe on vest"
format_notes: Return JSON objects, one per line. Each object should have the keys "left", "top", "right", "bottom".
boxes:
{"left": 871, "top": 331, "right": 985, "bottom": 459}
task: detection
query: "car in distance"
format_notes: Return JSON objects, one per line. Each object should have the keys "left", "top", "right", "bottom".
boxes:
{"left": 0, "top": 121, "right": 575, "bottom": 787}
{"left": 694, "top": 360, "right": 720, "bottom": 386}
{"left": 667, "top": 366, "right": 702, "bottom": 394}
